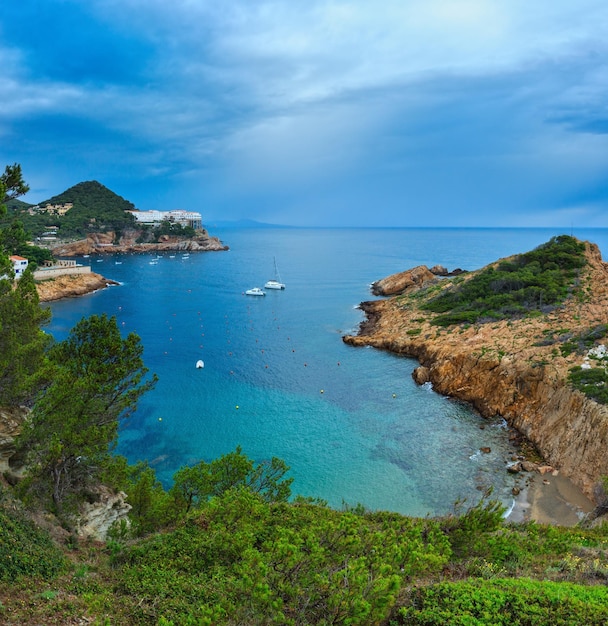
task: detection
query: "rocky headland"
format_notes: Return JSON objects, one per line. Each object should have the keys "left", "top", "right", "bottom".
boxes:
{"left": 344, "top": 239, "right": 608, "bottom": 506}
{"left": 51, "top": 228, "right": 228, "bottom": 257}
{"left": 36, "top": 272, "right": 119, "bottom": 302}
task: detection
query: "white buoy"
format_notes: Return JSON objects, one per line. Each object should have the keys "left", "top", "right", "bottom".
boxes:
{"left": 196, "top": 360, "right": 204, "bottom": 369}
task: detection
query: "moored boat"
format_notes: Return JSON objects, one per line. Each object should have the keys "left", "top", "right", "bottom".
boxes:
{"left": 264, "top": 257, "right": 285, "bottom": 289}
{"left": 245, "top": 287, "right": 266, "bottom": 296}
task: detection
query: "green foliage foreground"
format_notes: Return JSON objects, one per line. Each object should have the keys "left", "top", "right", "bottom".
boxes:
{"left": 396, "top": 578, "right": 608, "bottom": 626}
{"left": 0, "top": 498, "right": 66, "bottom": 582}
{"left": 114, "top": 488, "right": 451, "bottom": 625}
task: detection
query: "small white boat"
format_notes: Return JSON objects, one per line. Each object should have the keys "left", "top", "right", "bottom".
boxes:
{"left": 195, "top": 360, "right": 204, "bottom": 369}
{"left": 115, "top": 261, "right": 122, "bottom": 265}
{"left": 245, "top": 287, "right": 266, "bottom": 296}
{"left": 264, "top": 257, "right": 285, "bottom": 290}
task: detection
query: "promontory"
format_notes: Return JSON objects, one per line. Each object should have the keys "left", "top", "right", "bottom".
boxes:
{"left": 343, "top": 236, "right": 608, "bottom": 504}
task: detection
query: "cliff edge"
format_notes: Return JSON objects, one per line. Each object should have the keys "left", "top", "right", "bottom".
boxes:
{"left": 36, "top": 272, "right": 119, "bottom": 302}
{"left": 51, "top": 228, "right": 228, "bottom": 256}
{"left": 344, "top": 239, "right": 608, "bottom": 502}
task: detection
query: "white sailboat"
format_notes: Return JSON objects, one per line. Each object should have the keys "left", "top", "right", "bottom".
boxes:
{"left": 264, "top": 257, "right": 286, "bottom": 290}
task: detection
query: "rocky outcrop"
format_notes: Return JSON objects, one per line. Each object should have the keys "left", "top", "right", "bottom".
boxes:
{"left": 0, "top": 406, "right": 27, "bottom": 475}
{"left": 76, "top": 487, "right": 131, "bottom": 541}
{"left": 344, "top": 242, "right": 608, "bottom": 502}
{"left": 52, "top": 228, "right": 228, "bottom": 257}
{"left": 370, "top": 264, "right": 465, "bottom": 296}
{"left": 36, "top": 272, "right": 119, "bottom": 302}
{"left": 371, "top": 265, "right": 438, "bottom": 296}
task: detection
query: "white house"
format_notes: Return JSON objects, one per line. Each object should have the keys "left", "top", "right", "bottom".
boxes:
{"left": 9, "top": 255, "right": 28, "bottom": 279}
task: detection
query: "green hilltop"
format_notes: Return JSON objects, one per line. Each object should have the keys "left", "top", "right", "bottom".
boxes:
{"left": 4, "top": 180, "right": 137, "bottom": 239}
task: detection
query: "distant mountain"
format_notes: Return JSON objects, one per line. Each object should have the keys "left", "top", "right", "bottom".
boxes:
{"left": 208, "top": 218, "right": 293, "bottom": 229}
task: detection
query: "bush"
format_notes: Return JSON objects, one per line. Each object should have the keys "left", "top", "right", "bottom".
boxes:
{"left": 422, "top": 236, "right": 586, "bottom": 327}
{"left": 569, "top": 366, "right": 608, "bottom": 404}
{"left": 396, "top": 578, "right": 608, "bottom": 625}
{"left": 0, "top": 505, "right": 66, "bottom": 581}
{"left": 113, "top": 490, "right": 451, "bottom": 625}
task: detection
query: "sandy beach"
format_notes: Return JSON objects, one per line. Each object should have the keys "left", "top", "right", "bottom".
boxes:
{"left": 506, "top": 471, "right": 595, "bottom": 526}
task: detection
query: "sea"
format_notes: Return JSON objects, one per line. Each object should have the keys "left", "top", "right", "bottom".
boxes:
{"left": 45, "top": 227, "right": 608, "bottom": 517}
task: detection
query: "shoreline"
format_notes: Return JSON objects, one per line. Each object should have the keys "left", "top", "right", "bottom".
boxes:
{"left": 507, "top": 470, "right": 594, "bottom": 526}
{"left": 36, "top": 272, "right": 119, "bottom": 302}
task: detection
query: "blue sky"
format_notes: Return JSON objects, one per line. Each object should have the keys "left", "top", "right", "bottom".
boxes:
{"left": 2, "top": 1, "right": 608, "bottom": 227}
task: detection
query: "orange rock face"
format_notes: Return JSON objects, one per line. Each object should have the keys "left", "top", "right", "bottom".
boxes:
{"left": 36, "top": 273, "right": 119, "bottom": 302}
{"left": 371, "top": 265, "right": 438, "bottom": 296}
{"left": 344, "top": 241, "right": 608, "bottom": 501}
{"left": 51, "top": 229, "right": 228, "bottom": 257}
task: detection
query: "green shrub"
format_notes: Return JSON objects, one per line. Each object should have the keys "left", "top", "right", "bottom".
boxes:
{"left": 113, "top": 489, "right": 450, "bottom": 625}
{"left": 569, "top": 366, "right": 608, "bottom": 404}
{"left": 422, "top": 236, "right": 586, "bottom": 327}
{"left": 0, "top": 505, "right": 66, "bottom": 581}
{"left": 440, "top": 498, "right": 506, "bottom": 559}
{"left": 395, "top": 578, "right": 608, "bottom": 625}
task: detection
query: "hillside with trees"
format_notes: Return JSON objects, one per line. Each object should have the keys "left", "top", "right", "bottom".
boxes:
{"left": 2, "top": 164, "right": 608, "bottom": 624}
{"left": 3, "top": 180, "right": 138, "bottom": 240}
{"left": 4, "top": 180, "right": 135, "bottom": 239}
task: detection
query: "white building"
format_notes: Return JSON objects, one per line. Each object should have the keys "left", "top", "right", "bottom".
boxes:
{"left": 10, "top": 255, "right": 28, "bottom": 279}
{"left": 128, "top": 209, "right": 202, "bottom": 230}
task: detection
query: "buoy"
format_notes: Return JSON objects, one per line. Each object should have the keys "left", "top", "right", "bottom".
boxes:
{"left": 320, "top": 389, "right": 324, "bottom": 393}
{"left": 158, "top": 417, "right": 162, "bottom": 421}
{"left": 196, "top": 360, "right": 204, "bottom": 369}
{"left": 392, "top": 393, "right": 397, "bottom": 398}
{"left": 235, "top": 405, "right": 239, "bottom": 409}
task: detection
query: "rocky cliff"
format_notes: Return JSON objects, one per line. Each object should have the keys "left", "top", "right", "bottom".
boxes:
{"left": 36, "top": 272, "right": 119, "bottom": 302}
{"left": 51, "top": 228, "right": 228, "bottom": 256}
{"left": 344, "top": 241, "right": 608, "bottom": 502}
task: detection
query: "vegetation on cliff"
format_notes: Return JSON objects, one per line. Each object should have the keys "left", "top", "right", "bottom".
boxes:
{"left": 421, "top": 235, "right": 586, "bottom": 326}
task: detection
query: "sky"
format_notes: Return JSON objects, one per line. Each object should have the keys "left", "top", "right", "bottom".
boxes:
{"left": 1, "top": 1, "right": 608, "bottom": 227}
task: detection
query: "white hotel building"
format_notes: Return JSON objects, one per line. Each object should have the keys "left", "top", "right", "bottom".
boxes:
{"left": 128, "top": 209, "right": 203, "bottom": 230}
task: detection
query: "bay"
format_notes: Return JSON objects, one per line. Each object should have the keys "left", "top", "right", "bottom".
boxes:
{"left": 46, "top": 227, "right": 608, "bottom": 516}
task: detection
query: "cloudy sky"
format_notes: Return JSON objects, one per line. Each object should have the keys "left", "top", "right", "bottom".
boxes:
{"left": 2, "top": 1, "right": 608, "bottom": 227}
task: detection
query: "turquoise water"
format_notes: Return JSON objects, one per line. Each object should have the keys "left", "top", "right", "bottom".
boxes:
{"left": 46, "top": 227, "right": 608, "bottom": 516}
